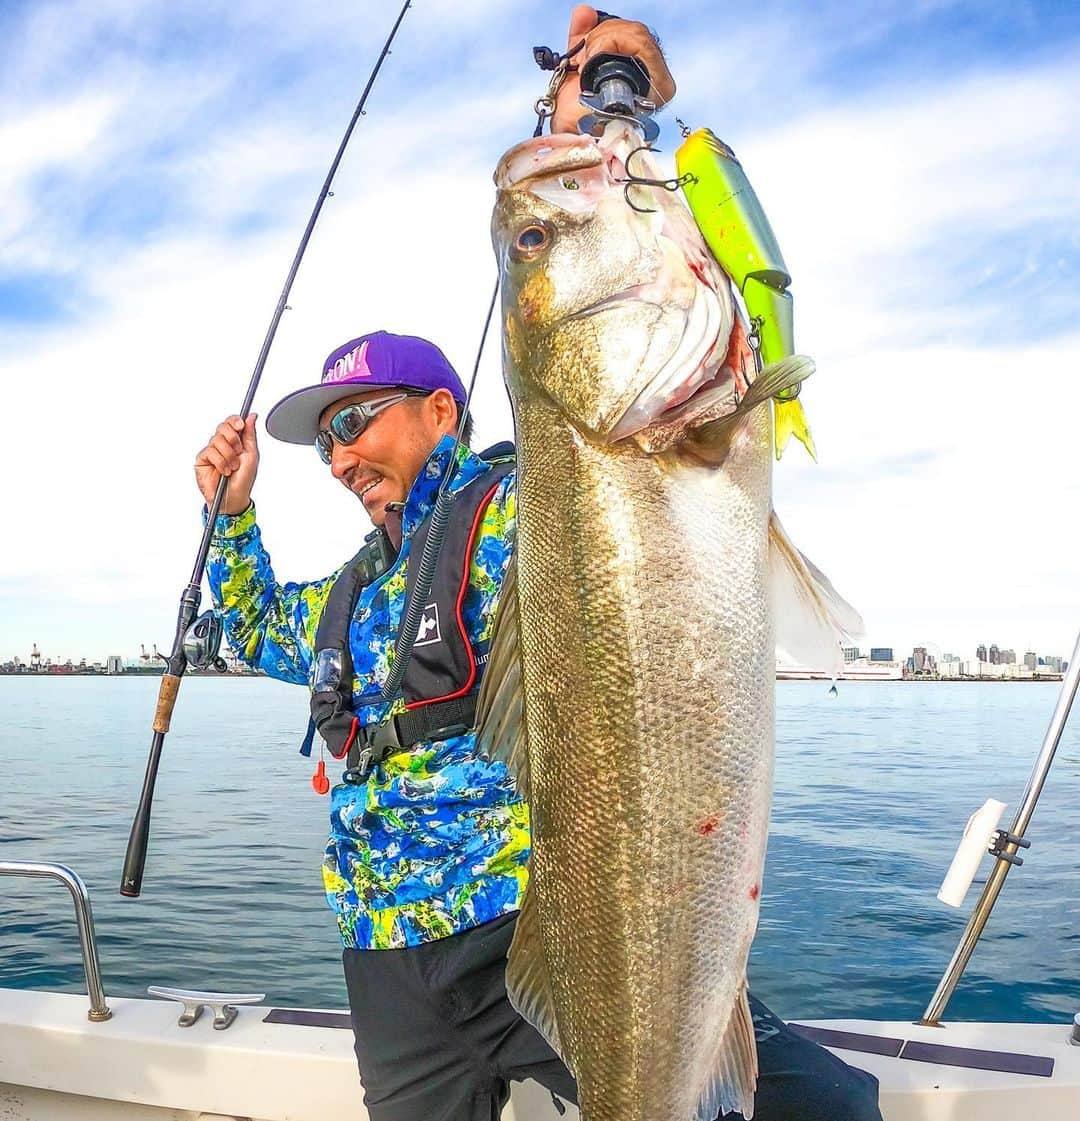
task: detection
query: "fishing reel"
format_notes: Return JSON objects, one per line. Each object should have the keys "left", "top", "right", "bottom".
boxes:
{"left": 578, "top": 52, "right": 659, "bottom": 142}
{"left": 182, "top": 609, "right": 228, "bottom": 673}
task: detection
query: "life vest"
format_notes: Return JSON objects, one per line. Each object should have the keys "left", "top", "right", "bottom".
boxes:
{"left": 305, "top": 447, "right": 514, "bottom": 782}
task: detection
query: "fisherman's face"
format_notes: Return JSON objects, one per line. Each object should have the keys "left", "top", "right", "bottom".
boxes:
{"left": 319, "top": 387, "right": 458, "bottom": 525}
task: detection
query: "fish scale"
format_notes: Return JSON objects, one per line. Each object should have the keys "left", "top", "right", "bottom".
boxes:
{"left": 509, "top": 396, "right": 773, "bottom": 1121}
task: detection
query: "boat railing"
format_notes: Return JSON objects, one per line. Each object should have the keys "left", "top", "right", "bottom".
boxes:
{"left": 921, "top": 626, "right": 1080, "bottom": 1025}
{"left": 0, "top": 860, "right": 111, "bottom": 1021}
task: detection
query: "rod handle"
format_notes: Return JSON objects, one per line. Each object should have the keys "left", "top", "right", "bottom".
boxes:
{"left": 121, "top": 730, "right": 166, "bottom": 897}
{"left": 152, "top": 674, "right": 182, "bottom": 734}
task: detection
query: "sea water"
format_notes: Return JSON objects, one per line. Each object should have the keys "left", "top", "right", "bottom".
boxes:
{"left": 0, "top": 676, "right": 1076, "bottom": 1022}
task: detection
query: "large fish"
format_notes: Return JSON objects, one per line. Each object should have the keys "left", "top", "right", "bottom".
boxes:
{"left": 480, "top": 123, "right": 859, "bottom": 1121}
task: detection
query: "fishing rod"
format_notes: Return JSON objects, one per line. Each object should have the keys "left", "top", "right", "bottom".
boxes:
{"left": 920, "top": 624, "right": 1080, "bottom": 1024}
{"left": 120, "top": 1, "right": 413, "bottom": 898}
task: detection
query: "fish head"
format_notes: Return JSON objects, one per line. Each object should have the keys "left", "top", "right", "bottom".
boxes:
{"left": 492, "top": 124, "right": 742, "bottom": 448}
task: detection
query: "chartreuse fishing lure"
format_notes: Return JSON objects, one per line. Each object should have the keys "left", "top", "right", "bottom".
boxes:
{"left": 676, "top": 128, "right": 816, "bottom": 460}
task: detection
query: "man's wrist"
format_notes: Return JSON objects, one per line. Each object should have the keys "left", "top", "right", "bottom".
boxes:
{"left": 205, "top": 501, "right": 257, "bottom": 541}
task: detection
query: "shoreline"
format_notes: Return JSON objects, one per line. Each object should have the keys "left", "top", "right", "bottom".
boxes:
{"left": 1, "top": 671, "right": 1063, "bottom": 683}
{"left": 0, "top": 669, "right": 264, "bottom": 679}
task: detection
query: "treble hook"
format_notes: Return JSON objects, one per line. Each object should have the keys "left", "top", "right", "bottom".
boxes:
{"left": 617, "top": 145, "right": 697, "bottom": 213}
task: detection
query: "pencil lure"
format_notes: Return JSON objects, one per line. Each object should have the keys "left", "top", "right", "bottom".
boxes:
{"left": 676, "top": 127, "right": 816, "bottom": 461}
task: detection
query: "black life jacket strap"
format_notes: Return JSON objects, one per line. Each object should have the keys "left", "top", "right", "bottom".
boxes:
{"left": 308, "top": 528, "right": 396, "bottom": 762}
{"left": 343, "top": 693, "right": 478, "bottom": 782}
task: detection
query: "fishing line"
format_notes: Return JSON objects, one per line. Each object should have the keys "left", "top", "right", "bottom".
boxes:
{"left": 381, "top": 275, "right": 500, "bottom": 702}
{"left": 121, "top": 0, "right": 414, "bottom": 898}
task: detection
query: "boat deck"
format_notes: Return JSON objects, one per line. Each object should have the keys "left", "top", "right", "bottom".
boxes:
{"left": 2, "top": 988, "right": 1077, "bottom": 1120}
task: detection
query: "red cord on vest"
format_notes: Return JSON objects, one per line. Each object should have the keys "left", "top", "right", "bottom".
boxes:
{"left": 327, "top": 715, "right": 360, "bottom": 760}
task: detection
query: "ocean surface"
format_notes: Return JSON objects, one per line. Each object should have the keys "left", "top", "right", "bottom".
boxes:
{"left": 0, "top": 677, "right": 1076, "bottom": 1023}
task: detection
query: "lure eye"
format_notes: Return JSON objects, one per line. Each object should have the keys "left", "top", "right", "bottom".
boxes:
{"left": 511, "top": 223, "right": 551, "bottom": 260}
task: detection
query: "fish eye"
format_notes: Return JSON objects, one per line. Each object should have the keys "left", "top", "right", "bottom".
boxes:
{"left": 511, "top": 223, "right": 551, "bottom": 260}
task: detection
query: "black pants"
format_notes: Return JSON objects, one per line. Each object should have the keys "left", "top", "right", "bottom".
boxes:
{"left": 343, "top": 913, "right": 882, "bottom": 1121}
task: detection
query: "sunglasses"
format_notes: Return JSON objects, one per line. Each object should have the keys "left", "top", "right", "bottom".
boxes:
{"left": 316, "top": 393, "right": 419, "bottom": 464}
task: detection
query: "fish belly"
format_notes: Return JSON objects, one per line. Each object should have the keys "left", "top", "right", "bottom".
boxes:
{"left": 513, "top": 398, "right": 775, "bottom": 1121}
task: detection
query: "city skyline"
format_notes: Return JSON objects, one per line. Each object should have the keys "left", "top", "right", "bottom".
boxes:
{"left": 8, "top": 635, "right": 1074, "bottom": 672}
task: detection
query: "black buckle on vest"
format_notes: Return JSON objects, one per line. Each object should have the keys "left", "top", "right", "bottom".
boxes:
{"left": 341, "top": 712, "right": 476, "bottom": 785}
{"left": 343, "top": 719, "right": 404, "bottom": 784}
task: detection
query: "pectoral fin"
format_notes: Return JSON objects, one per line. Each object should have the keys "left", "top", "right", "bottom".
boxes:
{"left": 685, "top": 355, "right": 815, "bottom": 467}
{"left": 770, "top": 511, "right": 863, "bottom": 675}
{"left": 474, "top": 551, "right": 529, "bottom": 795}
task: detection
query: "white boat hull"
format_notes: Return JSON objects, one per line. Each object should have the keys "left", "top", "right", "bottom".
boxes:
{"left": 1, "top": 989, "right": 1076, "bottom": 1121}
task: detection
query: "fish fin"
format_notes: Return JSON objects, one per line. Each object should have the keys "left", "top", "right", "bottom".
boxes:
{"left": 474, "top": 550, "right": 529, "bottom": 795}
{"left": 684, "top": 356, "right": 815, "bottom": 467}
{"left": 773, "top": 397, "right": 817, "bottom": 461}
{"left": 505, "top": 885, "right": 569, "bottom": 1070}
{"left": 769, "top": 511, "right": 864, "bottom": 676}
{"left": 696, "top": 981, "right": 758, "bottom": 1121}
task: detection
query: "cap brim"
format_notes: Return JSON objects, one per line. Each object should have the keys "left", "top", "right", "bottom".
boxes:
{"left": 265, "top": 379, "right": 409, "bottom": 445}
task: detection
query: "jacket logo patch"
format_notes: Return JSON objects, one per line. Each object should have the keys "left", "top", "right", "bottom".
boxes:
{"left": 413, "top": 603, "right": 442, "bottom": 647}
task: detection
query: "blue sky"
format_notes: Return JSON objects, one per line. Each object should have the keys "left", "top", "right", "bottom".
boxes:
{"left": 1, "top": 0, "right": 1078, "bottom": 664}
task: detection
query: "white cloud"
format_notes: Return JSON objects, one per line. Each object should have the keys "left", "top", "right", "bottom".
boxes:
{"left": 1, "top": 1, "right": 1077, "bottom": 664}
{"left": 0, "top": 95, "right": 121, "bottom": 259}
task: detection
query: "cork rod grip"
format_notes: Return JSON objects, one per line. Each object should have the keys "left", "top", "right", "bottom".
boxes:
{"left": 152, "top": 674, "right": 182, "bottom": 734}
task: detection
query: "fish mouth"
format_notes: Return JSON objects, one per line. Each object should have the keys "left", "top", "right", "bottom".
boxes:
{"left": 495, "top": 134, "right": 604, "bottom": 190}
{"left": 567, "top": 284, "right": 660, "bottom": 321}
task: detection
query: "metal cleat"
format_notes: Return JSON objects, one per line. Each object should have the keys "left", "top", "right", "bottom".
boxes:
{"left": 148, "top": 985, "right": 265, "bottom": 1030}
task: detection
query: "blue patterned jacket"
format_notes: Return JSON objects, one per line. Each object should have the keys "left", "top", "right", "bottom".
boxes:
{"left": 206, "top": 436, "right": 528, "bottom": 949}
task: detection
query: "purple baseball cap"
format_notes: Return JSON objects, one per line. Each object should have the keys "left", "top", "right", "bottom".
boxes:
{"left": 265, "top": 330, "right": 467, "bottom": 445}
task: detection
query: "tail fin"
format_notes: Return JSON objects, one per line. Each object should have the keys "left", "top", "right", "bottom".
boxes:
{"left": 774, "top": 397, "right": 816, "bottom": 461}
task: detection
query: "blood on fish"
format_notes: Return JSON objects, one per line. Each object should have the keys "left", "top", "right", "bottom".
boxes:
{"left": 688, "top": 258, "right": 710, "bottom": 284}
{"left": 697, "top": 814, "right": 720, "bottom": 836}
{"left": 749, "top": 884, "right": 760, "bottom": 901}
{"left": 723, "top": 316, "right": 753, "bottom": 397}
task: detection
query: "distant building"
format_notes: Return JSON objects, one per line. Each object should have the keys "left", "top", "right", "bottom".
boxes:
{"left": 106, "top": 655, "right": 124, "bottom": 675}
{"left": 843, "top": 647, "right": 861, "bottom": 663}
{"left": 870, "top": 648, "right": 894, "bottom": 662}
{"left": 989, "top": 644, "right": 1000, "bottom": 664}
{"left": 1043, "top": 656, "right": 1063, "bottom": 673}
{"left": 976, "top": 644, "right": 988, "bottom": 663}
{"left": 1023, "top": 651, "right": 1037, "bottom": 670}
{"left": 941, "top": 653, "right": 959, "bottom": 664}
{"left": 1000, "top": 649, "right": 1016, "bottom": 664}
{"left": 912, "top": 646, "right": 928, "bottom": 672}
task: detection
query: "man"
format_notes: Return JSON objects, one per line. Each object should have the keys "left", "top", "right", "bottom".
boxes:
{"left": 196, "top": 8, "right": 883, "bottom": 1121}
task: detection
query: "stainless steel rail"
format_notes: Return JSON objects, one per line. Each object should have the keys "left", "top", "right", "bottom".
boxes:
{"left": 920, "top": 627, "right": 1080, "bottom": 1025}
{"left": 0, "top": 861, "right": 112, "bottom": 1021}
